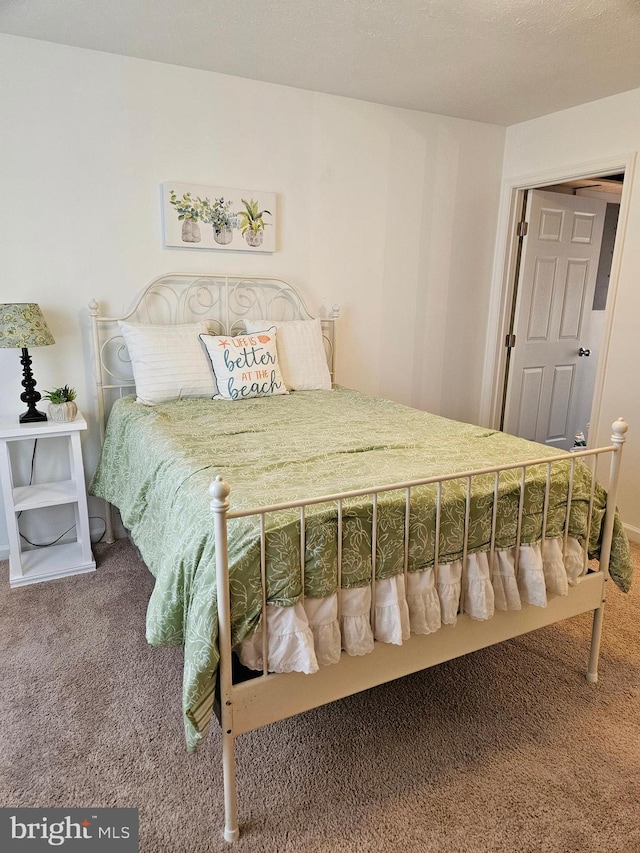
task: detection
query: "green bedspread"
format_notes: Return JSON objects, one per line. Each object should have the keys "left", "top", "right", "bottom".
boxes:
{"left": 90, "top": 389, "right": 631, "bottom": 750}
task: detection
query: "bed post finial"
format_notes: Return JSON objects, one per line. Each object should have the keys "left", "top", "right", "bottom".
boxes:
{"left": 611, "top": 417, "right": 628, "bottom": 445}
{"left": 210, "top": 475, "right": 231, "bottom": 510}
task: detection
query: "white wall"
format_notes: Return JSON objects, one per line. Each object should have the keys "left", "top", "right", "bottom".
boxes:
{"left": 0, "top": 34, "right": 505, "bottom": 552}
{"left": 502, "top": 88, "right": 640, "bottom": 538}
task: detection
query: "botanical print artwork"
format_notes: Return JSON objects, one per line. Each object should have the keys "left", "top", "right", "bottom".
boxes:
{"left": 161, "top": 182, "right": 276, "bottom": 252}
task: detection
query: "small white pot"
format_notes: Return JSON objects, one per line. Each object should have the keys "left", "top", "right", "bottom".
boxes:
{"left": 214, "top": 226, "right": 233, "bottom": 245}
{"left": 181, "top": 219, "right": 201, "bottom": 243}
{"left": 48, "top": 401, "right": 78, "bottom": 423}
{"left": 245, "top": 229, "right": 264, "bottom": 247}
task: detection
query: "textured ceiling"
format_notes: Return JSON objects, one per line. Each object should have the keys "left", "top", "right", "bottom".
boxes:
{"left": 2, "top": 0, "right": 640, "bottom": 125}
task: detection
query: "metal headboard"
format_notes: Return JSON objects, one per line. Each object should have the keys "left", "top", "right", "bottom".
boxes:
{"left": 89, "top": 272, "right": 339, "bottom": 445}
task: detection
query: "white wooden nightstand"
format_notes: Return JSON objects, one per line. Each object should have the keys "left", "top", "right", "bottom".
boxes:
{"left": 0, "top": 412, "right": 96, "bottom": 587}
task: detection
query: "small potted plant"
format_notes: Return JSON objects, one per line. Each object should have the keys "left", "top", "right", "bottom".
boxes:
{"left": 237, "top": 198, "right": 271, "bottom": 247}
{"left": 168, "top": 190, "right": 208, "bottom": 243}
{"left": 43, "top": 385, "right": 78, "bottom": 423}
{"left": 203, "top": 196, "right": 238, "bottom": 245}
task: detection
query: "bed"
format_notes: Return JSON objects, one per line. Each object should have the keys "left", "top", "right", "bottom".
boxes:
{"left": 88, "top": 272, "right": 631, "bottom": 843}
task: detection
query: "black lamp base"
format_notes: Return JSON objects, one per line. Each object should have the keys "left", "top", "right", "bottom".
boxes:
{"left": 19, "top": 407, "right": 48, "bottom": 424}
{"left": 19, "top": 347, "right": 48, "bottom": 424}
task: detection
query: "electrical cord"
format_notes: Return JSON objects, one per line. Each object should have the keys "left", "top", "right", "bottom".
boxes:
{"left": 19, "top": 516, "right": 107, "bottom": 548}
{"left": 90, "top": 517, "right": 108, "bottom": 544}
{"left": 15, "top": 439, "right": 38, "bottom": 523}
{"left": 20, "top": 524, "right": 77, "bottom": 548}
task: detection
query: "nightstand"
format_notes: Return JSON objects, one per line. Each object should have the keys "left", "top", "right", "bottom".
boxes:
{"left": 0, "top": 412, "right": 96, "bottom": 587}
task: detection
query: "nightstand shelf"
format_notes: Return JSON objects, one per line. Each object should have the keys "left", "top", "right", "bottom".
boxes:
{"left": 0, "top": 413, "right": 96, "bottom": 587}
{"left": 13, "top": 541, "right": 95, "bottom": 587}
{"left": 13, "top": 479, "right": 78, "bottom": 511}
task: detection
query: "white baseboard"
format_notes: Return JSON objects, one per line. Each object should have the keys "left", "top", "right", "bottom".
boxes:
{"left": 623, "top": 523, "right": 640, "bottom": 545}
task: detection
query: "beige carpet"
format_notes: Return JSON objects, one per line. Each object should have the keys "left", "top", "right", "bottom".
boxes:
{"left": 1, "top": 540, "right": 639, "bottom": 853}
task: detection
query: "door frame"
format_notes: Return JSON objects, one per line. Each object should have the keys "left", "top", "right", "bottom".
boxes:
{"left": 480, "top": 152, "right": 637, "bottom": 441}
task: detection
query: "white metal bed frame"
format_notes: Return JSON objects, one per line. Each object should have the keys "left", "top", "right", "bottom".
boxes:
{"left": 90, "top": 273, "right": 628, "bottom": 844}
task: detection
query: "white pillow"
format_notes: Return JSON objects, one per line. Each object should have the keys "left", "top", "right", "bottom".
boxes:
{"left": 118, "top": 321, "right": 216, "bottom": 405}
{"left": 200, "top": 327, "right": 288, "bottom": 401}
{"left": 243, "top": 318, "right": 332, "bottom": 391}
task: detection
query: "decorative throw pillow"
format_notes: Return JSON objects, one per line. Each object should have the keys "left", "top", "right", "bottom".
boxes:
{"left": 243, "top": 318, "right": 332, "bottom": 391}
{"left": 199, "top": 327, "right": 288, "bottom": 401}
{"left": 118, "top": 321, "right": 216, "bottom": 405}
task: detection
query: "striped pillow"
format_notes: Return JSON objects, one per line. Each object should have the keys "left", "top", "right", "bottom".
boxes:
{"left": 243, "top": 318, "right": 332, "bottom": 391}
{"left": 118, "top": 321, "right": 216, "bottom": 405}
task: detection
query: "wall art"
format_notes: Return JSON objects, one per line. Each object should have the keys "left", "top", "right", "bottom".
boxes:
{"left": 161, "top": 182, "right": 276, "bottom": 252}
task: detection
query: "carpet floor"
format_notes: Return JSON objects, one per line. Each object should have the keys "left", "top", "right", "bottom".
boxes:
{"left": 1, "top": 539, "right": 639, "bottom": 853}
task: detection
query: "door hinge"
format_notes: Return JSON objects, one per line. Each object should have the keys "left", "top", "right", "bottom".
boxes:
{"left": 516, "top": 220, "right": 528, "bottom": 237}
{"left": 505, "top": 333, "right": 516, "bottom": 348}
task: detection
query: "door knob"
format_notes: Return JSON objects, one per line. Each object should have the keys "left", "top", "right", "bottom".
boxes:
{"left": 578, "top": 347, "right": 591, "bottom": 357}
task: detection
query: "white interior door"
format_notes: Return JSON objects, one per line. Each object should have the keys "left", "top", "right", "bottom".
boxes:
{"left": 502, "top": 190, "right": 607, "bottom": 449}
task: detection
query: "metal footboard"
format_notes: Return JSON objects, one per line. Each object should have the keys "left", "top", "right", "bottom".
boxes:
{"left": 211, "top": 418, "right": 627, "bottom": 843}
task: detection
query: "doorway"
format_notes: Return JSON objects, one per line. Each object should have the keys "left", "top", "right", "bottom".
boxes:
{"left": 487, "top": 164, "right": 629, "bottom": 451}
{"left": 501, "top": 178, "right": 622, "bottom": 449}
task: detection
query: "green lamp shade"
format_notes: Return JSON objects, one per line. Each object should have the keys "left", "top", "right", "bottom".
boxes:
{"left": 0, "top": 303, "right": 55, "bottom": 348}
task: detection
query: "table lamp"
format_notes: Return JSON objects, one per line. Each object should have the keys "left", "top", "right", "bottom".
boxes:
{"left": 0, "top": 303, "right": 55, "bottom": 423}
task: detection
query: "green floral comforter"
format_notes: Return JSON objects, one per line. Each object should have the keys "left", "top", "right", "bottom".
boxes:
{"left": 90, "top": 389, "right": 631, "bottom": 750}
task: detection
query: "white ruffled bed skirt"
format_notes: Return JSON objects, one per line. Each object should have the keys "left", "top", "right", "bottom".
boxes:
{"left": 237, "top": 536, "right": 586, "bottom": 675}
